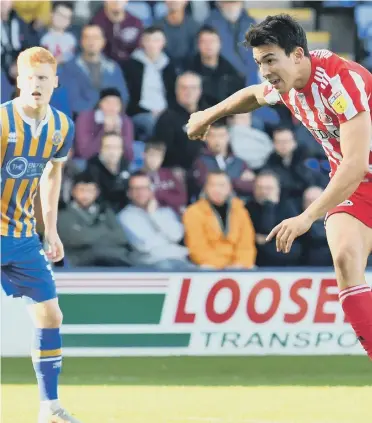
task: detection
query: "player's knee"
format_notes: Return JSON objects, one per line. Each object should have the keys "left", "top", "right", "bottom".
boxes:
{"left": 332, "top": 244, "right": 359, "bottom": 279}
{"left": 36, "top": 306, "right": 63, "bottom": 328}
{"left": 46, "top": 308, "right": 63, "bottom": 328}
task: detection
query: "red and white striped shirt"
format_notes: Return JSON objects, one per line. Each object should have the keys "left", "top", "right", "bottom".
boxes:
{"left": 263, "top": 50, "right": 372, "bottom": 180}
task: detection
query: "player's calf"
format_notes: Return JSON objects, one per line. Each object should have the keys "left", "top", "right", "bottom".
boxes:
{"left": 326, "top": 213, "right": 372, "bottom": 359}
{"left": 28, "top": 299, "right": 65, "bottom": 413}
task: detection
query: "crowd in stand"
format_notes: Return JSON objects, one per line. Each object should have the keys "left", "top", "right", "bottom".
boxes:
{"left": 2, "top": 0, "right": 345, "bottom": 269}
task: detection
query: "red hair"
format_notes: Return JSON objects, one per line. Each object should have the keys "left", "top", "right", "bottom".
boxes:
{"left": 17, "top": 47, "right": 57, "bottom": 74}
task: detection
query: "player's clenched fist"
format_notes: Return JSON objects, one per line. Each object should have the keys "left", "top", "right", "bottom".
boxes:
{"left": 45, "top": 231, "right": 65, "bottom": 262}
{"left": 186, "top": 111, "right": 213, "bottom": 141}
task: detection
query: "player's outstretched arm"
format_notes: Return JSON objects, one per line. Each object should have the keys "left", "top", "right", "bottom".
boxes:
{"left": 187, "top": 83, "right": 268, "bottom": 140}
{"left": 267, "top": 111, "right": 371, "bottom": 254}
{"left": 40, "top": 161, "right": 65, "bottom": 262}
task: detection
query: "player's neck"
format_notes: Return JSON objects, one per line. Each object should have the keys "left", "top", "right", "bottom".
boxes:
{"left": 293, "top": 57, "right": 312, "bottom": 91}
{"left": 18, "top": 99, "right": 48, "bottom": 121}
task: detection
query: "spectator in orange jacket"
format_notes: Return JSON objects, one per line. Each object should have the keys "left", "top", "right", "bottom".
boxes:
{"left": 183, "top": 170, "right": 256, "bottom": 269}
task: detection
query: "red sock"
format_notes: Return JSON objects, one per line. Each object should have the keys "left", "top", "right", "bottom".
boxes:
{"left": 339, "top": 284, "right": 372, "bottom": 359}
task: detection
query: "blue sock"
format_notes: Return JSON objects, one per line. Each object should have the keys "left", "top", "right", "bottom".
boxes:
{"left": 32, "top": 328, "right": 62, "bottom": 401}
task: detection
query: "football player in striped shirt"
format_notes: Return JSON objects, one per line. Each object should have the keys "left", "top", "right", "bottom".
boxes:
{"left": 1, "top": 47, "right": 83, "bottom": 422}
{"left": 187, "top": 14, "right": 372, "bottom": 360}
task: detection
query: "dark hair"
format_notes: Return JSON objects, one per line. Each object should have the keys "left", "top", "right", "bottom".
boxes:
{"left": 99, "top": 87, "right": 121, "bottom": 101}
{"left": 244, "top": 14, "right": 310, "bottom": 57}
{"left": 145, "top": 140, "right": 166, "bottom": 153}
{"left": 142, "top": 25, "right": 165, "bottom": 36}
{"left": 272, "top": 126, "right": 295, "bottom": 139}
{"left": 129, "top": 170, "right": 150, "bottom": 185}
{"left": 53, "top": 1, "right": 74, "bottom": 12}
{"left": 206, "top": 170, "right": 229, "bottom": 179}
{"left": 197, "top": 25, "right": 220, "bottom": 39}
{"left": 73, "top": 172, "right": 97, "bottom": 186}
{"left": 256, "top": 169, "right": 280, "bottom": 183}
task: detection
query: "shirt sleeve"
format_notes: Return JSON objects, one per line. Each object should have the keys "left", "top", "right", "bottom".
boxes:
{"left": 327, "top": 69, "right": 370, "bottom": 124}
{"left": 52, "top": 119, "right": 75, "bottom": 162}
{"left": 262, "top": 81, "right": 283, "bottom": 106}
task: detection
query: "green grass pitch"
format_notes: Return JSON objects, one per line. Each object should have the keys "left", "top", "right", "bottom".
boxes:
{"left": 2, "top": 356, "right": 372, "bottom": 423}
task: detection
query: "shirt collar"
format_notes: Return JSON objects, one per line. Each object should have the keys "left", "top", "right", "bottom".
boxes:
{"left": 13, "top": 97, "right": 52, "bottom": 138}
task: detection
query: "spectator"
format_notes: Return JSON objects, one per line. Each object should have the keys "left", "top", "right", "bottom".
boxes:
{"left": 75, "top": 87, "right": 134, "bottom": 161}
{"left": 205, "top": 1, "right": 258, "bottom": 85}
{"left": 85, "top": 132, "right": 130, "bottom": 213}
{"left": 184, "top": 170, "right": 256, "bottom": 269}
{"left": 156, "top": 0, "right": 200, "bottom": 71}
{"left": 263, "top": 127, "right": 324, "bottom": 202}
{"left": 1, "top": 69, "right": 13, "bottom": 103}
{"left": 59, "top": 149, "right": 84, "bottom": 210}
{"left": 91, "top": 0, "right": 143, "bottom": 65}
{"left": 1, "top": 0, "right": 39, "bottom": 85}
{"left": 123, "top": 26, "right": 176, "bottom": 141}
{"left": 60, "top": 24, "right": 129, "bottom": 115}
{"left": 192, "top": 120, "right": 255, "bottom": 199}
{"left": 143, "top": 140, "right": 187, "bottom": 215}
{"left": 188, "top": 25, "right": 245, "bottom": 108}
{"left": 13, "top": 0, "right": 51, "bottom": 31}
{"left": 58, "top": 173, "right": 131, "bottom": 267}
{"left": 246, "top": 170, "right": 302, "bottom": 266}
{"left": 228, "top": 113, "right": 273, "bottom": 171}
{"left": 40, "top": 1, "right": 77, "bottom": 65}
{"left": 155, "top": 71, "right": 204, "bottom": 169}
{"left": 118, "top": 171, "right": 193, "bottom": 269}
{"left": 302, "top": 186, "right": 333, "bottom": 266}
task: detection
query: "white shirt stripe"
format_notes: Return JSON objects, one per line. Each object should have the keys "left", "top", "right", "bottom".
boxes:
{"left": 329, "top": 74, "right": 358, "bottom": 120}
{"left": 349, "top": 70, "right": 370, "bottom": 112}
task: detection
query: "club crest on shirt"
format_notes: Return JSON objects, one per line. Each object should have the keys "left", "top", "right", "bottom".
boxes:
{"left": 52, "top": 130, "right": 63, "bottom": 146}
{"left": 318, "top": 110, "right": 333, "bottom": 124}
{"left": 329, "top": 91, "right": 347, "bottom": 114}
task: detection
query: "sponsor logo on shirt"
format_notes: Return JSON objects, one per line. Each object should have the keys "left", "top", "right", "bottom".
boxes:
{"left": 6, "top": 157, "right": 46, "bottom": 178}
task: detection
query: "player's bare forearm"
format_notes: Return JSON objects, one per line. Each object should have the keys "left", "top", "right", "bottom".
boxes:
{"left": 40, "top": 161, "right": 63, "bottom": 234}
{"left": 304, "top": 162, "right": 366, "bottom": 221}
{"left": 304, "top": 112, "right": 371, "bottom": 221}
{"left": 203, "top": 84, "right": 267, "bottom": 123}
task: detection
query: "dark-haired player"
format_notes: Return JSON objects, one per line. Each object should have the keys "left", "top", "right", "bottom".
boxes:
{"left": 187, "top": 14, "right": 372, "bottom": 359}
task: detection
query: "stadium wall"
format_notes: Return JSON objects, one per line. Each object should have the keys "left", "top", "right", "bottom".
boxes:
{"left": 1, "top": 269, "right": 370, "bottom": 357}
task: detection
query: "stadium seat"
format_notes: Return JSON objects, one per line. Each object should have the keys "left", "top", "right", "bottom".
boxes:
{"left": 130, "top": 140, "right": 145, "bottom": 172}
{"left": 306, "top": 32, "right": 331, "bottom": 50}
{"left": 247, "top": 8, "right": 315, "bottom": 31}
{"left": 125, "top": 1, "right": 153, "bottom": 27}
{"left": 154, "top": 1, "right": 168, "bottom": 20}
{"left": 355, "top": 3, "right": 372, "bottom": 67}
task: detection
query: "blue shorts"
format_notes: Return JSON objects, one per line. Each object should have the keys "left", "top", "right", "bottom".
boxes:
{"left": 1, "top": 235, "right": 57, "bottom": 303}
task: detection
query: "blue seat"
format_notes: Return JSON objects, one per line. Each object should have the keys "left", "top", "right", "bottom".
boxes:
{"left": 355, "top": 4, "right": 372, "bottom": 39}
{"left": 126, "top": 1, "right": 153, "bottom": 27}
{"left": 154, "top": 1, "right": 168, "bottom": 20}
{"left": 130, "top": 140, "right": 145, "bottom": 172}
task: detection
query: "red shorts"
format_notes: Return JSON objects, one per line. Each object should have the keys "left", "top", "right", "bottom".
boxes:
{"left": 325, "top": 183, "right": 372, "bottom": 228}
